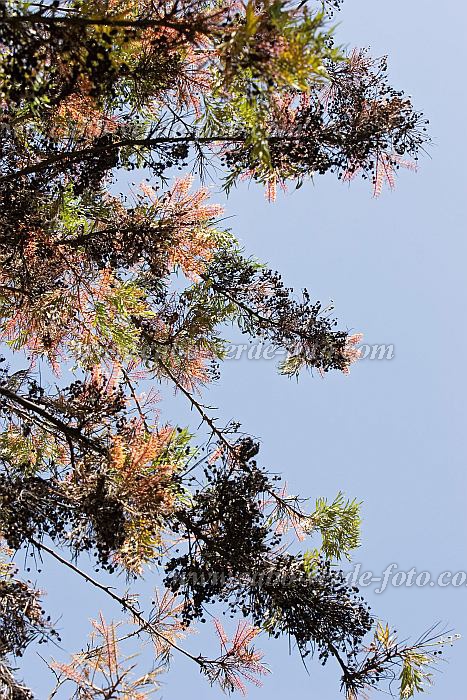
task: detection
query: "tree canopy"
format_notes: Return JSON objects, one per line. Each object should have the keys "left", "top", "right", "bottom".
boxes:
{"left": 0, "top": 1, "right": 453, "bottom": 698}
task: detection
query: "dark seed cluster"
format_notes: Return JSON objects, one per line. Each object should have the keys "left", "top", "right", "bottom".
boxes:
{"left": 165, "top": 458, "right": 272, "bottom": 622}
{"left": 165, "top": 450, "right": 372, "bottom": 662}
{"left": 0, "top": 574, "right": 58, "bottom": 657}
{"left": 0, "top": 473, "right": 126, "bottom": 570}
{"left": 205, "top": 248, "right": 348, "bottom": 372}
{"left": 248, "top": 555, "right": 373, "bottom": 662}
{"left": 224, "top": 52, "right": 428, "bottom": 186}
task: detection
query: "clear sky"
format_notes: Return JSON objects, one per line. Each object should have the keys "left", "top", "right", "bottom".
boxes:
{"left": 19, "top": 1, "right": 467, "bottom": 697}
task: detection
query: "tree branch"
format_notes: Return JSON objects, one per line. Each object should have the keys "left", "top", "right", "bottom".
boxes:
{"left": 30, "top": 537, "right": 208, "bottom": 669}
{"left": 0, "top": 136, "right": 244, "bottom": 184}
{"left": 0, "top": 385, "right": 106, "bottom": 455}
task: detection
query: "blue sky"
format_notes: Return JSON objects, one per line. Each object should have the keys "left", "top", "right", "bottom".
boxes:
{"left": 18, "top": 0, "right": 467, "bottom": 697}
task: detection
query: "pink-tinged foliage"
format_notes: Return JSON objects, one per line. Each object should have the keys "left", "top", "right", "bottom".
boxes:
{"left": 342, "top": 333, "right": 364, "bottom": 374}
{"left": 211, "top": 619, "right": 269, "bottom": 695}
{"left": 50, "top": 613, "right": 160, "bottom": 698}
{"left": 344, "top": 153, "right": 417, "bottom": 197}
{"left": 141, "top": 176, "right": 224, "bottom": 279}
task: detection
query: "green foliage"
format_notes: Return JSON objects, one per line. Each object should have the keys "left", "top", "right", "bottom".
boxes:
{"left": 55, "top": 185, "right": 94, "bottom": 238}
{"left": 399, "top": 651, "right": 433, "bottom": 698}
{"left": 85, "top": 280, "right": 155, "bottom": 363}
{"left": 306, "top": 491, "right": 361, "bottom": 560}
{"left": 302, "top": 548, "right": 320, "bottom": 575}
{"left": 0, "top": 426, "right": 59, "bottom": 477}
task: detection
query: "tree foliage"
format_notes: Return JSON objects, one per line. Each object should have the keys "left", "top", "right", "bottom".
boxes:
{"left": 0, "top": 0, "right": 454, "bottom": 698}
